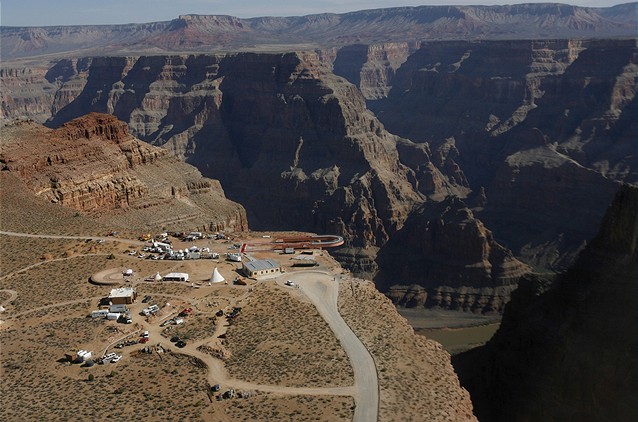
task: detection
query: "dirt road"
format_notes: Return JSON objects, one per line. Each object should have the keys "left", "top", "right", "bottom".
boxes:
{"left": 0, "top": 230, "right": 144, "bottom": 245}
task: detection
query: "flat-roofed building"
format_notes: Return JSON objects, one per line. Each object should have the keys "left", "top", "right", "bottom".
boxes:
{"left": 163, "top": 272, "right": 189, "bottom": 282}
{"left": 108, "top": 287, "right": 137, "bottom": 305}
{"left": 242, "top": 259, "right": 280, "bottom": 278}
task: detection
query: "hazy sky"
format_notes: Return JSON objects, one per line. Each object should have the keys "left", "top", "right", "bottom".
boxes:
{"left": 1, "top": 0, "right": 629, "bottom": 26}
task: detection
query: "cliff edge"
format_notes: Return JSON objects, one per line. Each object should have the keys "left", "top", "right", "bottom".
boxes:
{"left": 453, "top": 185, "right": 638, "bottom": 421}
{"left": 0, "top": 113, "right": 248, "bottom": 232}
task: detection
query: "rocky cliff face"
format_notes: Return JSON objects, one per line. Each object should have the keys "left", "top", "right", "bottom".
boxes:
{"left": 27, "top": 53, "right": 425, "bottom": 253}
{"left": 453, "top": 185, "right": 638, "bottom": 421}
{"left": 0, "top": 113, "right": 248, "bottom": 232}
{"left": 379, "top": 197, "right": 531, "bottom": 313}
{"left": 368, "top": 38, "right": 636, "bottom": 271}
{"left": 1, "top": 37, "right": 635, "bottom": 311}
{"left": 332, "top": 42, "right": 418, "bottom": 100}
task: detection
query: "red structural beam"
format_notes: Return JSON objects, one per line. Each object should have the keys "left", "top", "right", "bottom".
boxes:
{"left": 241, "top": 235, "right": 344, "bottom": 252}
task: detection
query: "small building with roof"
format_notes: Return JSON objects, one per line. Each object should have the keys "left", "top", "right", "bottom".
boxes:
{"left": 242, "top": 259, "right": 280, "bottom": 278}
{"left": 163, "top": 272, "right": 189, "bottom": 282}
{"left": 108, "top": 287, "right": 137, "bottom": 305}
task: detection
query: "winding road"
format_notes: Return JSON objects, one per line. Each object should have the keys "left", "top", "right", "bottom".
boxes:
{"left": 289, "top": 272, "right": 379, "bottom": 422}
{"left": 0, "top": 230, "right": 380, "bottom": 421}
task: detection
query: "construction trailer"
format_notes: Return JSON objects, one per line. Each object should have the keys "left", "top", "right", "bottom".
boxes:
{"left": 163, "top": 272, "right": 189, "bottom": 282}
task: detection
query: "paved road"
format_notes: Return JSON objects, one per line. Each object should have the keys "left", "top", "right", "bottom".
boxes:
{"left": 1, "top": 229, "right": 380, "bottom": 419}
{"left": 290, "top": 272, "right": 379, "bottom": 422}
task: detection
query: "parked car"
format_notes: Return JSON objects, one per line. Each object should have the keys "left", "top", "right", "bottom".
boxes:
{"left": 142, "top": 295, "right": 152, "bottom": 303}
{"left": 285, "top": 280, "right": 295, "bottom": 286}
{"left": 176, "top": 340, "right": 187, "bottom": 348}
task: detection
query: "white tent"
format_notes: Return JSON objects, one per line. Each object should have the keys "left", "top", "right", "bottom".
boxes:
{"left": 154, "top": 272, "right": 162, "bottom": 282}
{"left": 210, "top": 267, "right": 225, "bottom": 283}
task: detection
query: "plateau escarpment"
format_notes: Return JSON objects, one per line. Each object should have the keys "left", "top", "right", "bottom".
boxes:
{"left": 453, "top": 185, "right": 638, "bottom": 422}
{"left": 1, "top": 36, "right": 636, "bottom": 312}
{"left": 38, "top": 53, "right": 426, "bottom": 256}
{"left": 368, "top": 38, "right": 636, "bottom": 271}
{"left": 1, "top": 3, "right": 635, "bottom": 60}
{"left": 0, "top": 113, "right": 247, "bottom": 232}
{"left": 379, "top": 197, "right": 531, "bottom": 314}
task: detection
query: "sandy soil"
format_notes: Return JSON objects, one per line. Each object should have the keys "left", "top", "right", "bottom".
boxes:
{"left": 0, "top": 181, "right": 476, "bottom": 421}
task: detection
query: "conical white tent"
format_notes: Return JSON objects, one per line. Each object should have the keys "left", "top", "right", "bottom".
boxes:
{"left": 211, "top": 267, "right": 225, "bottom": 283}
{"left": 154, "top": 272, "right": 162, "bottom": 282}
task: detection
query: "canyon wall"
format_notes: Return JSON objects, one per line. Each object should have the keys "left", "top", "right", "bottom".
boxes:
{"left": 453, "top": 185, "right": 638, "bottom": 421}
{"left": 366, "top": 38, "right": 636, "bottom": 271}
{"left": 0, "top": 113, "right": 248, "bottom": 232}
{"left": 1, "top": 38, "right": 635, "bottom": 311}
{"left": 23, "top": 53, "right": 426, "bottom": 253}
{"left": 379, "top": 197, "right": 531, "bottom": 313}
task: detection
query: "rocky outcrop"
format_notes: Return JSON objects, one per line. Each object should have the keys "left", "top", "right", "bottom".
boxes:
{"left": 453, "top": 185, "right": 638, "bottom": 421}
{"left": 332, "top": 42, "right": 418, "bottom": 100}
{"left": 369, "top": 38, "right": 636, "bottom": 271}
{"left": 338, "top": 277, "right": 477, "bottom": 421}
{"left": 32, "top": 53, "right": 424, "bottom": 253}
{"left": 0, "top": 113, "right": 248, "bottom": 232}
{"left": 378, "top": 196, "right": 531, "bottom": 313}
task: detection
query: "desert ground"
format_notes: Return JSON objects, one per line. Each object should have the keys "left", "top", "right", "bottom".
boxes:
{"left": 0, "top": 229, "right": 363, "bottom": 421}
{"left": 1, "top": 172, "right": 475, "bottom": 421}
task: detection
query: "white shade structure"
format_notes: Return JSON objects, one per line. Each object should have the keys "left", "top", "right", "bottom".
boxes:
{"left": 154, "top": 272, "right": 162, "bottom": 282}
{"left": 211, "top": 267, "right": 225, "bottom": 283}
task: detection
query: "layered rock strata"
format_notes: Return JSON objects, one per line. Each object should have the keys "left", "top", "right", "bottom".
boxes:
{"left": 368, "top": 38, "right": 636, "bottom": 271}
{"left": 36, "top": 53, "right": 425, "bottom": 252}
{"left": 453, "top": 185, "right": 638, "bottom": 421}
{"left": 378, "top": 197, "right": 531, "bottom": 313}
{"left": 1, "top": 38, "right": 635, "bottom": 310}
{"left": 0, "top": 113, "right": 248, "bottom": 232}
{"left": 1, "top": 4, "right": 635, "bottom": 60}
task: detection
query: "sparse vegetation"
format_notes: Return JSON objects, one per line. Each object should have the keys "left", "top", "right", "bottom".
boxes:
{"left": 223, "top": 394, "right": 354, "bottom": 421}
{"left": 224, "top": 283, "right": 353, "bottom": 387}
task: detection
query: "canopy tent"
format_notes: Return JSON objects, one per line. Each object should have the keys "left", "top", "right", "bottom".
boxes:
{"left": 210, "top": 267, "right": 225, "bottom": 283}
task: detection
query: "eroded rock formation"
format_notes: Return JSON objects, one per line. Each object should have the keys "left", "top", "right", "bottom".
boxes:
{"left": 367, "top": 38, "right": 636, "bottom": 271}
{"left": 0, "top": 36, "right": 635, "bottom": 312}
{"left": 453, "top": 185, "right": 638, "bottom": 421}
{"left": 26, "top": 53, "right": 424, "bottom": 252}
{"left": 379, "top": 196, "right": 531, "bottom": 313}
{"left": 0, "top": 113, "right": 248, "bottom": 232}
